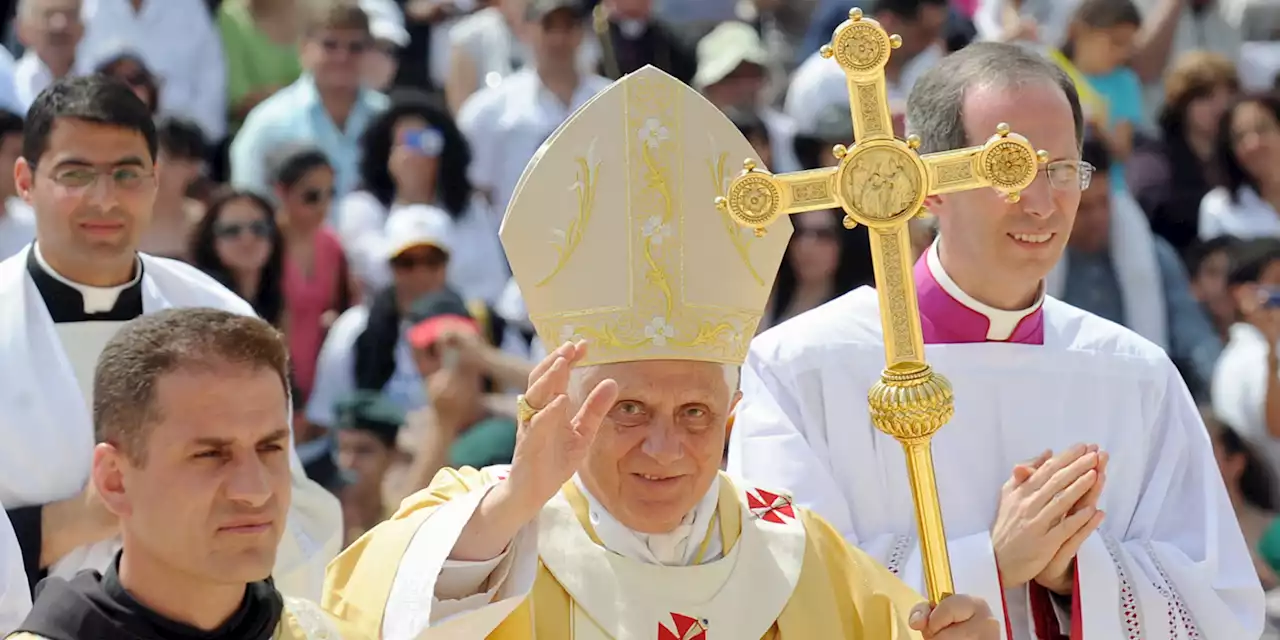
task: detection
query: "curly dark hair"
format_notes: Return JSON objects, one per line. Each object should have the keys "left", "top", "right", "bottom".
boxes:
{"left": 1215, "top": 92, "right": 1280, "bottom": 205}
{"left": 356, "top": 88, "right": 472, "bottom": 218}
{"left": 189, "top": 188, "right": 286, "bottom": 326}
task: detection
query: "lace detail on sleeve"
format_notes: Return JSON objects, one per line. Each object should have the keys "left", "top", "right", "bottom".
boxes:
{"left": 282, "top": 596, "right": 341, "bottom": 639}
{"left": 1102, "top": 535, "right": 1144, "bottom": 639}
{"left": 1142, "top": 541, "right": 1201, "bottom": 639}
{"left": 886, "top": 535, "right": 910, "bottom": 577}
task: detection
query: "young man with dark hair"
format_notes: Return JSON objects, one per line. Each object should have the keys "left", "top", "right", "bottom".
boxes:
{"left": 0, "top": 76, "right": 341, "bottom": 602}
{"left": 229, "top": 0, "right": 389, "bottom": 200}
{"left": 0, "top": 110, "right": 34, "bottom": 261}
{"left": 8, "top": 309, "right": 348, "bottom": 640}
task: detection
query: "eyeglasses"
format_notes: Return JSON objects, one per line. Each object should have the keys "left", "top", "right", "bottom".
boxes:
{"left": 391, "top": 252, "right": 446, "bottom": 271}
{"left": 321, "top": 38, "right": 369, "bottom": 55}
{"left": 214, "top": 220, "right": 272, "bottom": 240}
{"left": 301, "top": 188, "right": 335, "bottom": 206}
{"left": 52, "top": 166, "right": 154, "bottom": 192}
{"left": 1040, "top": 159, "right": 1096, "bottom": 191}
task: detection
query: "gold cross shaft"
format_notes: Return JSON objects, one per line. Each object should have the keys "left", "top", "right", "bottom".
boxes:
{"left": 716, "top": 7, "right": 1048, "bottom": 605}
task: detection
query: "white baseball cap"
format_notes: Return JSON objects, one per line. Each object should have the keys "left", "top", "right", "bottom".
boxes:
{"left": 383, "top": 205, "right": 453, "bottom": 260}
{"left": 693, "top": 21, "right": 769, "bottom": 90}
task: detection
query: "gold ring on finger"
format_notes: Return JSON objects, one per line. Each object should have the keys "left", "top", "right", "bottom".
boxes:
{"left": 516, "top": 394, "right": 542, "bottom": 424}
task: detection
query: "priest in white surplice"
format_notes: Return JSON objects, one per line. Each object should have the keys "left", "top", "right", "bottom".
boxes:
{"left": 727, "top": 42, "right": 1266, "bottom": 640}
{"left": 0, "top": 77, "right": 341, "bottom": 603}
{"left": 323, "top": 65, "right": 1001, "bottom": 640}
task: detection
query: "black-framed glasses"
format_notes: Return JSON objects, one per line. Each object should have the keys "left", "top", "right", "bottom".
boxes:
{"left": 214, "top": 220, "right": 272, "bottom": 240}
{"left": 1040, "top": 160, "right": 1096, "bottom": 191}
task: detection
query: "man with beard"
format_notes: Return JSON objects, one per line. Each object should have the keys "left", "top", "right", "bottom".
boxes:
{"left": 7, "top": 309, "right": 349, "bottom": 640}
{"left": 0, "top": 76, "right": 341, "bottom": 602}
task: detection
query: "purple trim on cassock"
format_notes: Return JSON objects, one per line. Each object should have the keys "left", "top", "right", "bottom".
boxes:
{"left": 914, "top": 253, "right": 1044, "bottom": 345}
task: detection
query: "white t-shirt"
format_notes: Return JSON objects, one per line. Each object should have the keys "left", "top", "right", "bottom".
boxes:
{"left": 1199, "top": 186, "right": 1280, "bottom": 241}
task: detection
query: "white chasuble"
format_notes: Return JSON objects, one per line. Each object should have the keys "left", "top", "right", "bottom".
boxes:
{"left": 728, "top": 286, "right": 1266, "bottom": 640}
{"left": 0, "top": 247, "right": 342, "bottom": 601}
{"left": 324, "top": 466, "right": 928, "bottom": 640}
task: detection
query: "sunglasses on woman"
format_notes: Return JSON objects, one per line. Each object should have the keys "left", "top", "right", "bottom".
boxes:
{"left": 214, "top": 220, "right": 272, "bottom": 240}
{"left": 400, "top": 128, "right": 445, "bottom": 157}
{"left": 301, "top": 188, "right": 336, "bottom": 206}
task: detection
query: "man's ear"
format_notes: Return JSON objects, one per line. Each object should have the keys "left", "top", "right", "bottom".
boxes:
{"left": 92, "top": 443, "right": 133, "bottom": 519}
{"left": 14, "top": 157, "right": 33, "bottom": 204}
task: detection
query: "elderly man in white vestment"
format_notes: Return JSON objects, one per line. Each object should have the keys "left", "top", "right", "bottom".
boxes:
{"left": 323, "top": 65, "right": 1001, "bottom": 640}
{"left": 727, "top": 42, "right": 1266, "bottom": 640}
{"left": 0, "top": 76, "right": 341, "bottom": 602}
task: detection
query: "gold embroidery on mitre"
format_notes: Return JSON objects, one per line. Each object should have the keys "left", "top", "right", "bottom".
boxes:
{"left": 500, "top": 66, "right": 791, "bottom": 367}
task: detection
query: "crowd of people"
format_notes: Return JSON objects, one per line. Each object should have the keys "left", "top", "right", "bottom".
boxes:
{"left": 0, "top": 0, "right": 1274, "bottom": 637}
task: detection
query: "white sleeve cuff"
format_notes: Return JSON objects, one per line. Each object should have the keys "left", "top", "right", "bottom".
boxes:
{"left": 435, "top": 551, "right": 509, "bottom": 601}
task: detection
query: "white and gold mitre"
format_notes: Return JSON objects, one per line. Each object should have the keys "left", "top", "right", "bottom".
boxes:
{"left": 500, "top": 65, "right": 791, "bottom": 367}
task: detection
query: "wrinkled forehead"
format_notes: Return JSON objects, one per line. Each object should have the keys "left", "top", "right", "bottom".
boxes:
{"left": 574, "top": 360, "right": 736, "bottom": 399}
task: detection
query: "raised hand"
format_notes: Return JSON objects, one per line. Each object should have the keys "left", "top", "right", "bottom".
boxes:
{"left": 450, "top": 341, "right": 618, "bottom": 562}
{"left": 506, "top": 341, "right": 619, "bottom": 511}
{"left": 908, "top": 594, "right": 1001, "bottom": 639}
{"left": 992, "top": 444, "right": 1104, "bottom": 590}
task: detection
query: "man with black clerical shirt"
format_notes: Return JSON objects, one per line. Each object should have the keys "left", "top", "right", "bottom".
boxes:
{"left": 7, "top": 309, "right": 349, "bottom": 640}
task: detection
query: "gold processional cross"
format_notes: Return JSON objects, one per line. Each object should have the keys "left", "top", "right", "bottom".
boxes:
{"left": 716, "top": 8, "right": 1048, "bottom": 605}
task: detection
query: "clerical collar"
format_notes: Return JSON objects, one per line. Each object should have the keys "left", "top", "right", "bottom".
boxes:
{"left": 13, "top": 554, "right": 284, "bottom": 640}
{"left": 572, "top": 474, "right": 722, "bottom": 566}
{"left": 27, "top": 243, "right": 144, "bottom": 322}
{"left": 915, "top": 241, "right": 1045, "bottom": 344}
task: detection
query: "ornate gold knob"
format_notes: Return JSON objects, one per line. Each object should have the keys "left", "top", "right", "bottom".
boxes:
{"left": 906, "top": 135, "right": 921, "bottom": 150}
{"left": 889, "top": 34, "right": 902, "bottom": 49}
{"left": 849, "top": 7, "right": 863, "bottom": 20}
{"left": 842, "top": 215, "right": 858, "bottom": 229}
{"left": 819, "top": 44, "right": 834, "bottom": 59}
{"left": 832, "top": 144, "right": 848, "bottom": 160}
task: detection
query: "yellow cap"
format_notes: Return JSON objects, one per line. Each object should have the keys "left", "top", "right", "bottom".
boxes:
{"left": 500, "top": 66, "right": 791, "bottom": 367}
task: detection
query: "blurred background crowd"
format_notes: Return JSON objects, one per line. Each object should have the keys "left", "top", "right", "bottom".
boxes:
{"left": 1, "top": 0, "right": 1280, "bottom": 627}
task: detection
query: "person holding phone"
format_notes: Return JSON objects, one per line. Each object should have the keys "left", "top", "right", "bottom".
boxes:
{"left": 1213, "top": 238, "right": 1280, "bottom": 488}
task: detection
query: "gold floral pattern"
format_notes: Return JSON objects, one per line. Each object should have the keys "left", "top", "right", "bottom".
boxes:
{"left": 545, "top": 73, "right": 761, "bottom": 364}
{"left": 537, "top": 138, "right": 602, "bottom": 287}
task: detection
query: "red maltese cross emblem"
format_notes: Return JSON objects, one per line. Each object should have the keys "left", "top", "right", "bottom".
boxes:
{"left": 658, "top": 613, "right": 708, "bottom": 640}
{"left": 746, "top": 489, "right": 795, "bottom": 524}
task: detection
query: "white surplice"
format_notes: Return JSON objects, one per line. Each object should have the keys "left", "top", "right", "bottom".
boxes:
{"left": 727, "top": 285, "right": 1265, "bottom": 640}
{"left": 0, "top": 246, "right": 342, "bottom": 601}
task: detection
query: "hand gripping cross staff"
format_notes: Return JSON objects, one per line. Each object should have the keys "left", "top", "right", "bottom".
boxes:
{"left": 716, "top": 8, "right": 1048, "bottom": 606}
